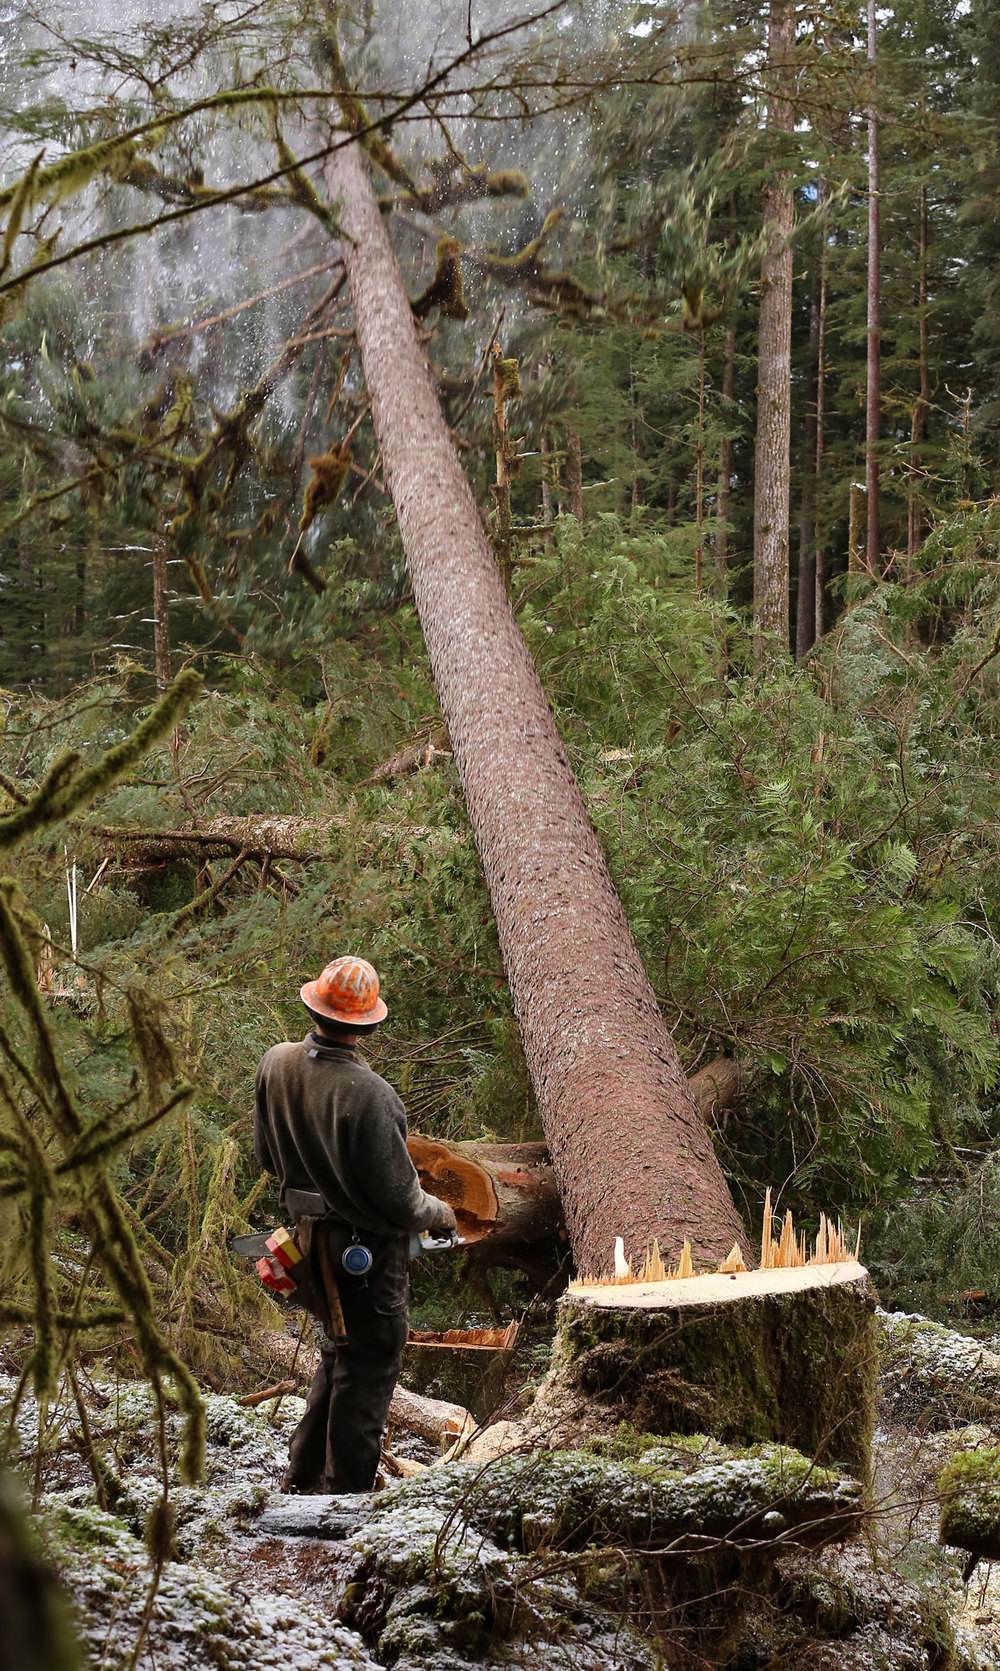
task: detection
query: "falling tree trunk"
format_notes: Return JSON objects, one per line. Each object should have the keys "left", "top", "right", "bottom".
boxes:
{"left": 865, "top": 0, "right": 881, "bottom": 572}
{"left": 753, "top": 0, "right": 796, "bottom": 657}
{"left": 324, "top": 137, "right": 747, "bottom": 1275}
{"left": 406, "top": 1059, "right": 746, "bottom": 1250}
{"left": 714, "top": 322, "right": 737, "bottom": 594}
{"left": 795, "top": 245, "right": 823, "bottom": 660}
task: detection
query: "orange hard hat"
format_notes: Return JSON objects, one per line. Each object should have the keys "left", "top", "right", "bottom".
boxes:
{"left": 300, "top": 955, "right": 388, "bottom": 1027}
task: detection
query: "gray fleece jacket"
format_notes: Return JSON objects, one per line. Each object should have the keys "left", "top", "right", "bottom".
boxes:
{"left": 253, "top": 1035, "right": 451, "bottom": 1235}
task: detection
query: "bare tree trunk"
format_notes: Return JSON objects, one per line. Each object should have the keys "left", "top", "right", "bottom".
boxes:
{"left": 152, "top": 534, "right": 171, "bottom": 692}
{"left": 630, "top": 357, "right": 643, "bottom": 515}
{"left": 695, "top": 328, "right": 706, "bottom": 597}
{"left": 865, "top": 0, "right": 881, "bottom": 571}
{"left": 814, "top": 194, "right": 828, "bottom": 639}
{"left": 565, "top": 426, "right": 584, "bottom": 524}
{"left": 753, "top": 0, "right": 796, "bottom": 658}
{"left": 540, "top": 428, "right": 553, "bottom": 526}
{"left": 796, "top": 245, "right": 823, "bottom": 659}
{"left": 324, "top": 138, "right": 747, "bottom": 1274}
{"left": 849, "top": 480, "right": 865, "bottom": 574}
{"left": 714, "top": 322, "right": 736, "bottom": 594}
{"left": 908, "top": 182, "right": 930, "bottom": 573}
{"left": 491, "top": 343, "right": 518, "bottom": 590}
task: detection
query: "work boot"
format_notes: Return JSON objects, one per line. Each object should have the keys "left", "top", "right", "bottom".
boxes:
{"left": 279, "top": 1474, "right": 323, "bottom": 1495}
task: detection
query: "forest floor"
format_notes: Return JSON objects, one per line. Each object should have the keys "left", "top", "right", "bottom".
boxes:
{"left": 8, "top": 1309, "right": 1000, "bottom": 1670}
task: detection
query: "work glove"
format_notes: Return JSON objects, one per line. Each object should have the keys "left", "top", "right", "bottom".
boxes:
{"left": 435, "top": 1201, "right": 458, "bottom": 1231}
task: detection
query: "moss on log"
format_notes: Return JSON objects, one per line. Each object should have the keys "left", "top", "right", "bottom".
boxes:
{"left": 532, "top": 1261, "right": 877, "bottom": 1482}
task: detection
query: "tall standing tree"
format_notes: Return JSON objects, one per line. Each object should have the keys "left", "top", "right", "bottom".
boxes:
{"left": 753, "top": 0, "right": 796, "bottom": 654}
{"left": 865, "top": 0, "right": 881, "bottom": 570}
{"left": 323, "top": 125, "right": 748, "bottom": 1275}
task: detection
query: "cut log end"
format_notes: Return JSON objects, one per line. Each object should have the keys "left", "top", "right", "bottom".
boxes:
{"left": 407, "top": 1133, "right": 498, "bottom": 1241}
{"left": 407, "top": 1133, "right": 562, "bottom": 1247}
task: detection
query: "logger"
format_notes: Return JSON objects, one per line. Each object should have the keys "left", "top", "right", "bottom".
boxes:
{"left": 252, "top": 954, "right": 457, "bottom": 1496}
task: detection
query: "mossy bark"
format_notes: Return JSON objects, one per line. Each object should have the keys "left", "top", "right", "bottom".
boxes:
{"left": 939, "top": 1445, "right": 1000, "bottom": 1559}
{"left": 532, "top": 1263, "right": 877, "bottom": 1482}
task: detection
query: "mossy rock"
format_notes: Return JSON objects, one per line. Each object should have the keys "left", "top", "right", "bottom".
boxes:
{"left": 939, "top": 1444, "right": 1000, "bottom": 1560}
{"left": 879, "top": 1311, "right": 1000, "bottom": 1432}
{"left": 336, "top": 1436, "right": 859, "bottom": 1671}
{"left": 533, "top": 1263, "right": 877, "bottom": 1483}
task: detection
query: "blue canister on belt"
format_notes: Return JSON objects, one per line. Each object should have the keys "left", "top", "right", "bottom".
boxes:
{"left": 341, "top": 1241, "right": 374, "bottom": 1276}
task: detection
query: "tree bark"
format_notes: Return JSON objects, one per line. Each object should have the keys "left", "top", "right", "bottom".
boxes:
{"left": 908, "top": 182, "right": 930, "bottom": 572}
{"left": 408, "top": 1060, "right": 746, "bottom": 1251}
{"left": 565, "top": 425, "right": 584, "bottom": 523}
{"left": 814, "top": 192, "right": 828, "bottom": 640}
{"left": 714, "top": 322, "right": 737, "bottom": 593}
{"left": 796, "top": 246, "right": 823, "bottom": 659}
{"left": 152, "top": 534, "right": 171, "bottom": 692}
{"left": 753, "top": 0, "right": 795, "bottom": 658}
{"left": 325, "top": 137, "right": 747, "bottom": 1275}
{"left": 865, "top": 0, "right": 881, "bottom": 571}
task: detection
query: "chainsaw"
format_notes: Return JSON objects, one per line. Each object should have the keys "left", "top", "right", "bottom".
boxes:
{"left": 229, "top": 1222, "right": 463, "bottom": 1298}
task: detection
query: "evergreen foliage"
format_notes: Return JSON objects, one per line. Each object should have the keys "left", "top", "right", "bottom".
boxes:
{"left": 0, "top": 0, "right": 1000, "bottom": 1514}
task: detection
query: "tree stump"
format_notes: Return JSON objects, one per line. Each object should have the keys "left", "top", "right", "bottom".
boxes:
{"left": 531, "top": 1261, "right": 877, "bottom": 1482}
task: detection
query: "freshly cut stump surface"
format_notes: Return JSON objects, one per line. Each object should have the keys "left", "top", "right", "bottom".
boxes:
{"left": 534, "top": 1260, "right": 876, "bottom": 1482}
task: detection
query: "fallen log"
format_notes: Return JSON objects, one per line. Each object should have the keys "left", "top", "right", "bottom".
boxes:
{"left": 254, "top": 1329, "right": 481, "bottom": 1447}
{"left": 689, "top": 1055, "right": 745, "bottom": 1123}
{"left": 365, "top": 735, "right": 451, "bottom": 782}
{"left": 407, "top": 1078, "right": 744, "bottom": 1250}
{"left": 879, "top": 1311, "right": 1000, "bottom": 1430}
{"left": 100, "top": 817, "right": 326, "bottom": 864}
{"left": 99, "top": 813, "right": 465, "bottom": 868}
{"left": 531, "top": 1259, "right": 876, "bottom": 1482}
{"left": 386, "top": 1383, "right": 475, "bottom": 1448}
{"left": 938, "top": 1444, "right": 1000, "bottom": 1562}
{"left": 237, "top": 1379, "right": 296, "bottom": 1408}
{"left": 407, "top": 1135, "right": 560, "bottom": 1246}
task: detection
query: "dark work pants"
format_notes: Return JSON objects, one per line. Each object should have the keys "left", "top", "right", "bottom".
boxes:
{"left": 285, "top": 1221, "right": 409, "bottom": 1494}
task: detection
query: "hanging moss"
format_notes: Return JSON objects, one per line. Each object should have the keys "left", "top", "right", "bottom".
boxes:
{"left": 0, "top": 671, "right": 201, "bottom": 853}
{"left": 126, "top": 987, "right": 177, "bottom": 1109}
{"left": 0, "top": 150, "right": 43, "bottom": 279}
{"left": 0, "top": 676, "right": 208, "bottom": 1488}
{"left": 275, "top": 133, "right": 334, "bottom": 229}
{"left": 494, "top": 355, "right": 521, "bottom": 403}
{"left": 298, "top": 443, "right": 353, "bottom": 532}
{"left": 411, "top": 238, "right": 469, "bottom": 321}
